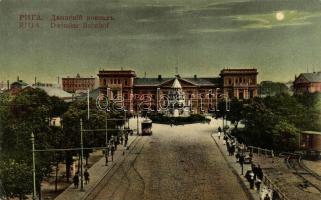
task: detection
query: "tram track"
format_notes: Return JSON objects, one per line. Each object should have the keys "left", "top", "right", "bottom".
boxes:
{"left": 286, "top": 155, "right": 321, "bottom": 194}
{"left": 85, "top": 136, "right": 146, "bottom": 200}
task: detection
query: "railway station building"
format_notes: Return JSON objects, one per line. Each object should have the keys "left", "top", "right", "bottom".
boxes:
{"left": 97, "top": 68, "right": 258, "bottom": 114}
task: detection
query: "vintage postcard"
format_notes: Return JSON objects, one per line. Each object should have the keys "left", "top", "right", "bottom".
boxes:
{"left": 1, "top": 0, "right": 321, "bottom": 200}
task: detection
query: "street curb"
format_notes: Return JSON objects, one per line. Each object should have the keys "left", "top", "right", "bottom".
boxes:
{"left": 210, "top": 133, "right": 255, "bottom": 200}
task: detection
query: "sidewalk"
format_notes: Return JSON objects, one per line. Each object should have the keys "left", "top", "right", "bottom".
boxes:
{"left": 55, "top": 135, "right": 138, "bottom": 200}
{"left": 211, "top": 132, "right": 259, "bottom": 200}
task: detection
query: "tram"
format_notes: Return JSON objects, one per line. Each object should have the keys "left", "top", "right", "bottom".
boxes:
{"left": 141, "top": 119, "right": 153, "bottom": 136}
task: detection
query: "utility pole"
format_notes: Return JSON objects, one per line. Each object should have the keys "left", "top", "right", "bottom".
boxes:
{"left": 136, "top": 104, "right": 139, "bottom": 135}
{"left": 80, "top": 119, "right": 84, "bottom": 191}
{"left": 31, "top": 132, "right": 37, "bottom": 200}
{"left": 105, "top": 113, "right": 108, "bottom": 166}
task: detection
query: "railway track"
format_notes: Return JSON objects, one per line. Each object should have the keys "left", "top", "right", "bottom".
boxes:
{"left": 286, "top": 154, "right": 321, "bottom": 194}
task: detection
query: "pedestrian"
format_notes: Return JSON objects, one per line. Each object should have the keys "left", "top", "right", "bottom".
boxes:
{"left": 111, "top": 144, "right": 115, "bottom": 161}
{"left": 239, "top": 154, "right": 245, "bottom": 175}
{"left": 263, "top": 194, "right": 271, "bottom": 200}
{"left": 124, "top": 135, "right": 128, "bottom": 147}
{"left": 218, "top": 126, "right": 222, "bottom": 133}
{"left": 257, "top": 165, "right": 263, "bottom": 180}
{"left": 230, "top": 145, "right": 235, "bottom": 156}
{"left": 255, "top": 179, "right": 262, "bottom": 191}
{"left": 251, "top": 164, "right": 257, "bottom": 180}
{"left": 84, "top": 169, "right": 90, "bottom": 184}
{"left": 73, "top": 173, "right": 79, "bottom": 188}
{"left": 249, "top": 171, "right": 255, "bottom": 189}
{"left": 120, "top": 136, "right": 124, "bottom": 145}
{"left": 104, "top": 145, "right": 109, "bottom": 166}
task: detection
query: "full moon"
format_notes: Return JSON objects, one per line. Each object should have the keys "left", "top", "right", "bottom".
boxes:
{"left": 276, "top": 11, "right": 285, "bottom": 21}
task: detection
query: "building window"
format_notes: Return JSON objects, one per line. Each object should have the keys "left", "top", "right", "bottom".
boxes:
{"left": 239, "top": 90, "right": 244, "bottom": 99}
{"left": 112, "top": 90, "right": 118, "bottom": 99}
{"left": 228, "top": 79, "right": 232, "bottom": 85}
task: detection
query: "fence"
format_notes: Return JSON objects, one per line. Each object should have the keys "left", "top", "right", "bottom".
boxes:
{"left": 223, "top": 133, "right": 289, "bottom": 200}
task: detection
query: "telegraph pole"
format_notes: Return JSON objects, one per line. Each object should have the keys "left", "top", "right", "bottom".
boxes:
{"left": 80, "top": 119, "right": 84, "bottom": 191}
{"left": 31, "top": 132, "right": 37, "bottom": 200}
{"left": 105, "top": 113, "right": 108, "bottom": 166}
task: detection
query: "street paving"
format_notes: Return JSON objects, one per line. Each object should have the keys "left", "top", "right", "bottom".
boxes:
{"left": 88, "top": 120, "right": 248, "bottom": 200}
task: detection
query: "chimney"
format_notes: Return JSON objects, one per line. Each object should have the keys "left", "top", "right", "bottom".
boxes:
{"left": 7, "top": 80, "right": 9, "bottom": 90}
{"left": 35, "top": 76, "right": 37, "bottom": 85}
{"left": 158, "top": 75, "right": 162, "bottom": 80}
{"left": 17, "top": 76, "right": 19, "bottom": 81}
{"left": 194, "top": 74, "right": 197, "bottom": 79}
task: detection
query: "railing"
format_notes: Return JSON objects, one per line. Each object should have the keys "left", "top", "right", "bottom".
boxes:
{"left": 263, "top": 175, "right": 290, "bottom": 200}
{"left": 223, "top": 134, "right": 288, "bottom": 200}
{"left": 248, "top": 146, "right": 274, "bottom": 158}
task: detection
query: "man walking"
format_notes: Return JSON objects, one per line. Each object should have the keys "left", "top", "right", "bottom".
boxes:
{"left": 73, "top": 173, "right": 79, "bottom": 188}
{"left": 84, "top": 169, "right": 90, "bottom": 184}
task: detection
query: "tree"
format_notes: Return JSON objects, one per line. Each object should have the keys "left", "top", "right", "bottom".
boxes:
{"left": 61, "top": 99, "right": 124, "bottom": 181}
{"left": 272, "top": 120, "right": 299, "bottom": 152}
{"left": 0, "top": 88, "right": 56, "bottom": 197}
{"left": 226, "top": 98, "right": 243, "bottom": 128}
{"left": 0, "top": 159, "right": 33, "bottom": 200}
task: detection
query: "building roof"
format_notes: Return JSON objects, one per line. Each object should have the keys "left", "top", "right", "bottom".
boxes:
{"left": 35, "top": 86, "right": 73, "bottom": 99}
{"left": 302, "top": 131, "right": 321, "bottom": 135}
{"left": 298, "top": 72, "right": 321, "bottom": 83}
{"left": 11, "top": 80, "right": 29, "bottom": 87}
{"left": 182, "top": 77, "right": 221, "bottom": 86}
{"left": 220, "top": 68, "right": 258, "bottom": 76}
{"left": 134, "top": 78, "right": 172, "bottom": 86}
{"left": 172, "top": 78, "right": 182, "bottom": 89}
{"left": 134, "top": 77, "right": 221, "bottom": 87}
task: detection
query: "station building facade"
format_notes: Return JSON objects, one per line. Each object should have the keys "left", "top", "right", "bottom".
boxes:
{"left": 97, "top": 68, "right": 258, "bottom": 114}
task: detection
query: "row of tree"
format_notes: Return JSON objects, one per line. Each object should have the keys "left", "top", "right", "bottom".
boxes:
{"left": 217, "top": 93, "right": 321, "bottom": 152}
{"left": 0, "top": 88, "right": 124, "bottom": 199}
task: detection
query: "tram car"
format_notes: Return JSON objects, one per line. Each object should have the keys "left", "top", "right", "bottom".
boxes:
{"left": 141, "top": 119, "right": 152, "bottom": 136}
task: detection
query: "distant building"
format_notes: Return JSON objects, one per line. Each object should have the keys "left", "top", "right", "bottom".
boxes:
{"left": 10, "top": 79, "right": 29, "bottom": 95}
{"left": 220, "top": 69, "right": 258, "bottom": 99}
{"left": 293, "top": 72, "right": 321, "bottom": 94}
{"left": 97, "top": 68, "right": 258, "bottom": 114}
{"left": 62, "top": 73, "right": 95, "bottom": 93}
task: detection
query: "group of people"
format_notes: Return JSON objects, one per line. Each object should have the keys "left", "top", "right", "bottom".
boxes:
{"left": 226, "top": 138, "right": 236, "bottom": 156}
{"left": 73, "top": 169, "right": 90, "bottom": 188}
{"left": 218, "top": 126, "right": 268, "bottom": 198}
{"left": 245, "top": 163, "right": 264, "bottom": 191}
{"left": 73, "top": 130, "right": 131, "bottom": 188}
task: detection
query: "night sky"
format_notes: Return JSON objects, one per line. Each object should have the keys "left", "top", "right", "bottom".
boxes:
{"left": 1, "top": 0, "right": 321, "bottom": 83}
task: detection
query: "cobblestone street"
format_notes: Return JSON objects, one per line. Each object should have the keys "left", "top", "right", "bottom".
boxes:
{"left": 88, "top": 120, "right": 248, "bottom": 200}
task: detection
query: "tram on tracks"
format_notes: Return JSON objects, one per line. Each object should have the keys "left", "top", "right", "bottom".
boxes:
{"left": 141, "top": 119, "right": 152, "bottom": 136}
